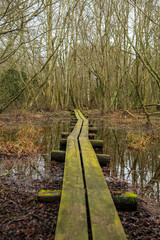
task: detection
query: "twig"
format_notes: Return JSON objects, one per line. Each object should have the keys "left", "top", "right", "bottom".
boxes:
{"left": 125, "top": 110, "right": 137, "bottom": 119}
{"left": 149, "top": 112, "right": 160, "bottom": 116}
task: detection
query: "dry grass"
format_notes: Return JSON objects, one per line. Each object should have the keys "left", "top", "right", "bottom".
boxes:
{"left": 0, "top": 125, "right": 45, "bottom": 157}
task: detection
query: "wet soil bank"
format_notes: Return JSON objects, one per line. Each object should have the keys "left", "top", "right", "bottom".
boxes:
{"left": 0, "top": 163, "right": 64, "bottom": 240}
{"left": 103, "top": 167, "right": 160, "bottom": 240}
{"left": 0, "top": 165, "right": 159, "bottom": 240}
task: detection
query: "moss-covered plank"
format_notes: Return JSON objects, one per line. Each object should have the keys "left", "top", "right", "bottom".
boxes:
{"left": 55, "top": 187, "right": 88, "bottom": 240}
{"left": 55, "top": 110, "right": 88, "bottom": 240}
{"left": 61, "top": 137, "right": 84, "bottom": 188}
{"left": 79, "top": 138, "right": 126, "bottom": 239}
{"left": 79, "top": 111, "right": 126, "bottom": 240}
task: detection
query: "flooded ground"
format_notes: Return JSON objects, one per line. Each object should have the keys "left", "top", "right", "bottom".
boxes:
{"left": 94, "top": 120, "right": 160, "bottom": 206}
{"left": 0, "top": 111, "right": 160, "bottom": 239}
{"left": 0, "top": 115, "right": 159, "bottom": 206}
{"left": 0, "top": 119, "right": 69, "bottom": 180}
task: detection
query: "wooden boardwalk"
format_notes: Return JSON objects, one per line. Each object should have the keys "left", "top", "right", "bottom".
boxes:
{"left": 55, "top": 110, "right": 126, "bottom": 240}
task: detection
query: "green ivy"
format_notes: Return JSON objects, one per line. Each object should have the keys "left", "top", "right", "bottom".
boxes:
{"left": 0, "top": 68, "right": 27, "bottom": 103}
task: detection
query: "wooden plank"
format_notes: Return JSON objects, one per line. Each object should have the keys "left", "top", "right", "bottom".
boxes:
{"left": 55, "top": 110, "right": 126, "bottom": 240}
{"left": 55, "top": 110, "right": 88, "bottom": 240}
{"left": 51, "top": 150, "right": 110, "bottom": 166}
{"left": 78, "top": 111, "right": 127, "bottom": 240}
{"left": 55, "top": 186, "right": 88, "bottom": 240}
{"left": 60, "top": 139, "right": 103, "bottom": 149}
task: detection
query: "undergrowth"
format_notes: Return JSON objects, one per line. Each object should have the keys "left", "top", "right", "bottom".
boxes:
{"left": 125, "top": 132, "right": 159, "bottom": 151}
{"left": 0, "top": 124, "right": 45, "bottom": 157}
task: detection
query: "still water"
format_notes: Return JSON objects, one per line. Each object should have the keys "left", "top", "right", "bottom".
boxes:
{"left": 0, "top": 118, "right": 160, "bottom": 205}
{"left": 94, "top": 120, "right": 160, "bottom": 204}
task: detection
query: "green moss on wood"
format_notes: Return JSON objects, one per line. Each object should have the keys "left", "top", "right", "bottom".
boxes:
{"left": 112, "top": 192, "right": 137, "bottom": 211}
{"left": 37, "top": 190, "right": 61, "bottom": 202}
{"left": 38, "top": 190, "right": 61, "bottom": 196}
{"left": 123, "top": 192, "right": 137, "bottom": 199}
{"left": 113, "top": 192, "right": 137, "bottom": 201}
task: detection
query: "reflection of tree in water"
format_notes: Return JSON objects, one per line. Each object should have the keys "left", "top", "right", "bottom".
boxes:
{"left": 41, "top": 120, "right": 69, "bottom": 152}
{"left": 112, "top": 129, "right": 126, "bottom": 179}
{"left": 95, "top": 120, "right": 160, "bottom": 202}
{"left": 10, "top": 156, "right": 46, "bottom": 180}
{"left": 97, "top": 122, "right": 127, "bottom": 178}
{"left": 145, "top": 163, "right": 160, "bottom": 201}
{"left": 1, "top": 120, "right": 69, "bottom": 180}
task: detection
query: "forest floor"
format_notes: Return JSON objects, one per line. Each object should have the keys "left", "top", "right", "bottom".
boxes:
{"left": 0, "top": 109, "right": 160, "bottom": 240}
